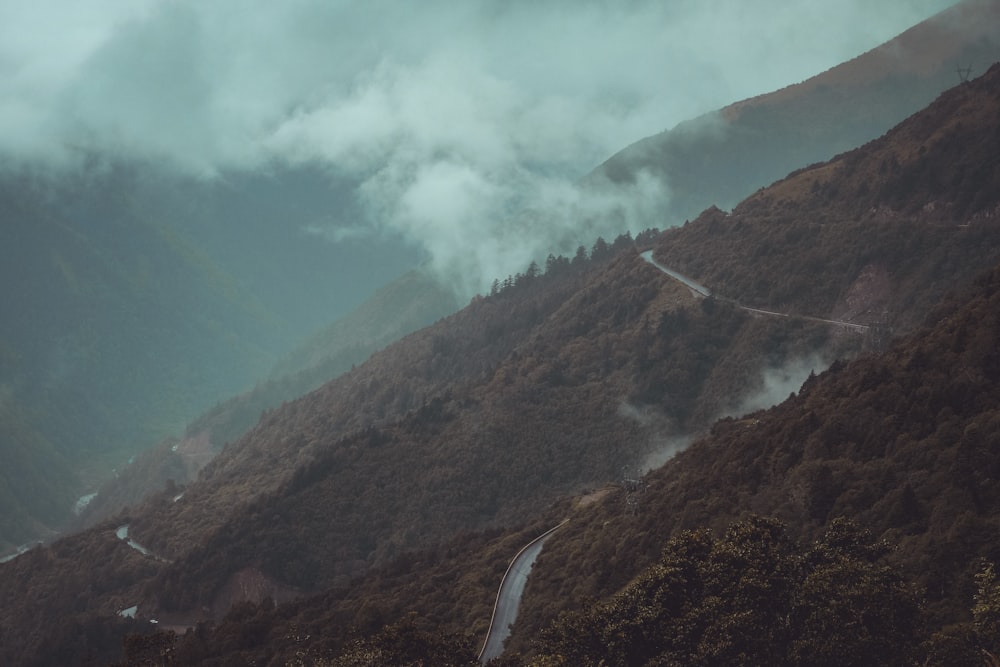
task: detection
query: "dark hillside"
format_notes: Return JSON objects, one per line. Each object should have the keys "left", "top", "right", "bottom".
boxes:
{"left": 652, "top": 63, "right": 1000, "bottom": 332}
{"left": 509, "top": 261, "right": 1000, "bottom": 658}
{"left": 94, "top": 261, "right": 1000, "bottom": 664}
{"left": 137, "top": 242, "right": 842, "bottom": 605}
{"left": 0, "top": 237, "right": 852, "bottom": 664}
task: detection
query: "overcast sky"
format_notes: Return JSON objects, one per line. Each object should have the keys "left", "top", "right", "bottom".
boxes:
{"left": 0, "top": 0, "right": 958, "bottom": 292}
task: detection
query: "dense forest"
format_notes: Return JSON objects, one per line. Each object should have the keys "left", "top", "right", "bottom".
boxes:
{"left": 93, "top": 257, "right": 1000, "bottom": 666}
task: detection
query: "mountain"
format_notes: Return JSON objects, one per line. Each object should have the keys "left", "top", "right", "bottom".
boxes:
{"left": 652, "top": 55, "right": 1000, "bottom": 332}
{"left": 512, "top": 261, "right": 1000, "bottom": 665}
{"left": 73, "top": 267, "right": 459, "bottom": 530}
{"left": 0, "top": 166, "right": 287, "bottom": 551}
{"left": 2, "top": 58, "right": 1000, "bottom": 664}
{"left": 595, "top": 0, "right": 1000, "bottom": 225}
{"left": 0, "top": 158, "right": 427, "bottom": 551}
{"left": 52, "top": 0, "right": 1000, "bottom": 542}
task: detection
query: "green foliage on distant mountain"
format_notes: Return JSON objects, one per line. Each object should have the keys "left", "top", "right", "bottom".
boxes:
{"left": 0, "top": 166, "right": 300, "bottom": 545}
{"left": 74, "top": 267, "right": 460, "bottom": 531}
{"left": 0, "top": 160, "right": 421, "bottom": 547}
{"left": 0, "top": 398, "right": 74, "bottom": 545}
{"left": 5, "top": 28, "right": 1000, "bottom": 667}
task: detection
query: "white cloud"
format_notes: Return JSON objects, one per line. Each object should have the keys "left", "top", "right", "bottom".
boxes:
{"left": 734, "top": 354, "right": 830, "bottom": 417}
{"left": 0, "top": 0, "right": 957, "bottom": 291}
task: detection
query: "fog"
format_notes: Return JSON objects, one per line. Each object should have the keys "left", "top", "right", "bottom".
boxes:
{"left": 629, "top": 353, "right": 830, "bottom": 473}
{"left": 733, "top": 354, "right": 830, "bottom": 417}
{"left": 1, "top": 0, "right": 956, "bottom": 294}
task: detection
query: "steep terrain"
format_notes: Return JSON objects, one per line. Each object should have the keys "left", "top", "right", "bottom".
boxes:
{"left": 0, "top": 167, "right": 287, "bottom": 551}
{"left": 137, "top": 66, "right": 1000, "bottom": 666}
{"left": 0, "top": 160, "right": 426, "bottom": 552}
{"left": 509, "top": 260, "right": 1000, "bottom": 664}
{"left": 3, "top": 59, "right": 1000, "bottom": 664}
{"left": 73, "top": 267, "right": 459, "bottom": 530}
{"left": 48, "top": 2, "right": 1000, "bottom": 545}
{"left": 0, "top": 229, "right": 855, "bottom": 664}
{"left": 652, "top": 61, "right": 1000, "bottom": 332}
{"left": 596, "top": 0, "right": 1000, "bottom": 224}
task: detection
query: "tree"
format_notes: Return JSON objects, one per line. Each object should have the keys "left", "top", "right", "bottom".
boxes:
{"left": 328, "top": 616, "right": 477, "bottom": 667}
{"left": 532, "top": 517, "right": 925, "bottom": 666}
{"left": 974, "top": 561, "right": 1000, "bottom": 659}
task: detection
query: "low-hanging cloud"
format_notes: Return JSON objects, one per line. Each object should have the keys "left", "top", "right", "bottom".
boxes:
{"left": 1, "top": 0, "right": 956, "bottom": 294}
{"left": 624, "top": 352, "right": 831, "bottom": 473}
{"left": 733, "top": 354, "right": 831, "bottom": 417}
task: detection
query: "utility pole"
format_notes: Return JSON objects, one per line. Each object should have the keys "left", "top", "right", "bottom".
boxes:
{"left": 621, "top": 466, "right": 647, "bottom": 515}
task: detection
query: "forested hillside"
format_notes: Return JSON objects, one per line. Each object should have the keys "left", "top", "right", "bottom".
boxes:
{"left": 94, "top": 246, "right": 1000, "bottom": 666}
{"left": 132, "top": 177, "right": 1000, "bottom": 665}
{"left": 73, "top": 267, "right": 459, "bottom": 531}
{"left": 653, "top": 62, "right": 1000, "bottom": 331}
{"left": 508, "top": 260, "right": 1000, "bottom": 658}
{"left": 0, "top": 222, "right": 856, "bottom": 664}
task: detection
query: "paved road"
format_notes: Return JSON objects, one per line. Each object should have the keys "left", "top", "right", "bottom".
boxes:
{"left": 479, "top": 521, "right": 567, "bottom": 663}
{"left": 640, "top": 250, "right": 712, "bottom": 297}
{"left": 640, "top": 250, "right": 868, "bottom": 332}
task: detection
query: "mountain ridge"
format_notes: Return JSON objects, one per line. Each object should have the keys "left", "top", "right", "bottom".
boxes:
{"left": 596, "top": 0, "right": 1000, "bottom": 224}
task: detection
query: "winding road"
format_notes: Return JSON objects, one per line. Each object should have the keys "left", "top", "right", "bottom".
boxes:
{"left": 639, "top": 250, "right": 711, "bottom": 297}
{"left": 116, "top": 524, "right": 170, "bottom": 563}
{"left": 639, "top": 250, "right": 869, "bottom": 332}
{"left": 479, "top": 521, "right": 568, "bottom": 663}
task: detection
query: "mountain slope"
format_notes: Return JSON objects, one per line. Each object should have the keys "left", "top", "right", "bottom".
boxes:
{"left": 651, "top": 62, "right": 1000, "bottom": 334}
{"left": 153, "top": 257, "right": 1000, "bottom": 664}
{"left": 150, "top": 61, "right": 1000, "bottom": 665}
{"left": 73, "top": 267, "right": 459, "bottom": 530}
{"left": 0, "top": 167, "right": 293, "bottom": 550}
{"left": 596, "top": 0, "right": 1000, "bottom": 224}
{"left": 0, "top": 232, "right": 856, "bottom": 664}
{"left": 510, "top": 259, "right": 1000, "bottom": 660}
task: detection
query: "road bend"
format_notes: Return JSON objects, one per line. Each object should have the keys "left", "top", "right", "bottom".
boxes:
{"left": 479, "top": 520, "right": 568, "bottom": 663}
{"left": 639, "top": 250, "right": 869, "bottom": 332}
